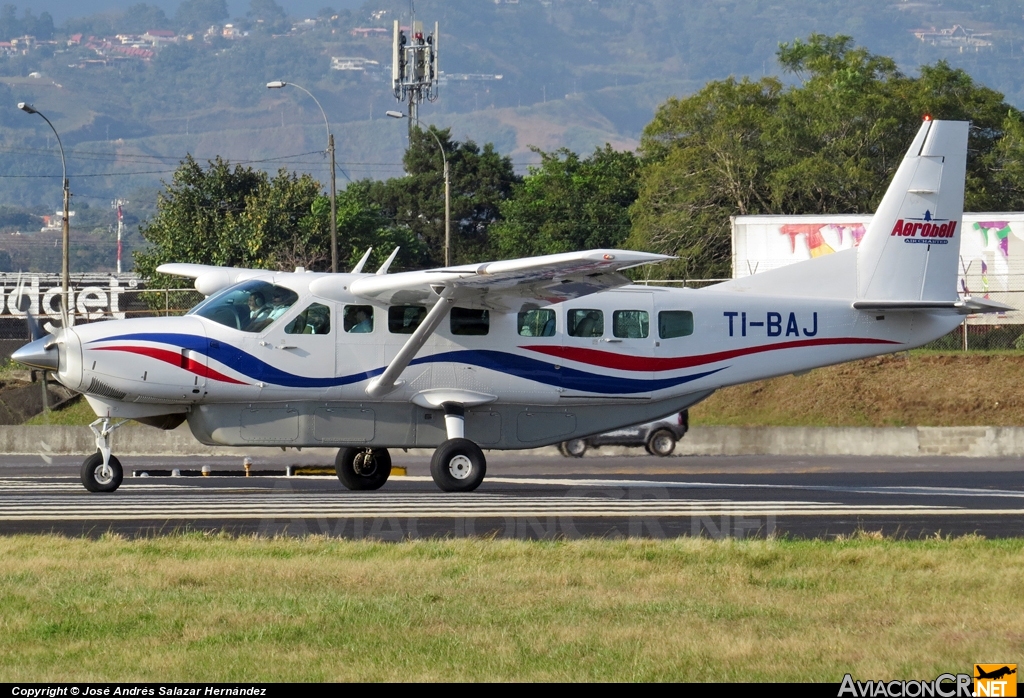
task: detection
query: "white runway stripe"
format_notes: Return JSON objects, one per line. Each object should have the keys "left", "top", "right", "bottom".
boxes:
{"left": 0, "top": 478, "right": 1021, "bottom": 521}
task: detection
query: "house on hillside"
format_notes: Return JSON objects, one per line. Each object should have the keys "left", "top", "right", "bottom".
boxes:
{"left": 331, "top": 56, "right": 380, "bottom": 71}
{"left": 141, "top": 29, "right": 176, "bottom": 45}
{"left": 350, "top": 27, "right": 388, "bottom": 38}
{"left": 912, "top": 24, "right": 993, "bottom": 51}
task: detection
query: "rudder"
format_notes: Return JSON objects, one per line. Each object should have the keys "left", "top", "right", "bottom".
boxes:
{"left": 856, "top": 119, "right": 968, "bottom": 302}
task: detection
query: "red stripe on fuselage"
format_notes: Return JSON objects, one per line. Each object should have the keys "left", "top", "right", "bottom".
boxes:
{"left": 94, "top": 345, "right": 248, "bottom": 385}
{"left": 520, "top": 337, "right": 901, "bottom": 372}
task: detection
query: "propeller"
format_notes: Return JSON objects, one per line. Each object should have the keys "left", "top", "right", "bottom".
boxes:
{"left": 10, "top": 276, "right": 60, "bottom": 372}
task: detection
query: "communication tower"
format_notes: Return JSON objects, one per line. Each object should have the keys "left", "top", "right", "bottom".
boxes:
{"left": 111, "top": 199, "right": 128, "bottom": 274}
{"left": 392, "top": 14, "right": 439, "bottom": 139}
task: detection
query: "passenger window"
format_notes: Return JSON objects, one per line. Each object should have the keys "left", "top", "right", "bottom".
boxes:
{"left": 518, "top": 308, "right": 556, "bottom": 337}
{"left": 659, "top": 310, "right": 694, "bottom": 338}
{"left": 388, "top": 305, "right": 427, "bottom": 334}
{"left": 613, "top": 310, "right": 649, "bottom": 339}
{"left": 451, "top": 307, "right": 489, "bottom": 335}
{"left": 285, "top": 303, "right": 332, "bottom": 335}
{"left": 568, "top": 309, "right": 603, "bottom": 337}
{"left": 343, "top": 305, "right": 374, "bottom": 333}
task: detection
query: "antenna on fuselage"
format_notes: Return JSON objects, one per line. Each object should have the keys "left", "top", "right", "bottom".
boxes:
{"left": 351, "top": 247, "right": 373, "bottom": 273}
{"left": 376, "top": 247, "right": 401, "bottom": 275}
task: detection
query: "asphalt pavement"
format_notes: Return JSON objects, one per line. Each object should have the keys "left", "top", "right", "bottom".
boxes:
{"left": 0, "top": 452, "right": 1022, "bottom": 539}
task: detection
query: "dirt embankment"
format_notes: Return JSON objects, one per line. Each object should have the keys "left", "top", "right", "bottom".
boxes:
{"left": 691, "top": 353, "right": 1024, "bottom": 427}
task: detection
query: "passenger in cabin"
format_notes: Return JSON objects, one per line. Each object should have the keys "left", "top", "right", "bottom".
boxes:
{"left": 575, "top": 310, "right": 602, "bottom": 337}
{"left": 350, "top": 308, "right": 372, "bottom": 333}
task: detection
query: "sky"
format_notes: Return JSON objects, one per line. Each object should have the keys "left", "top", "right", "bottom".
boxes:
{"left": 24, "top": 1, "right": 366, "bottom": 24}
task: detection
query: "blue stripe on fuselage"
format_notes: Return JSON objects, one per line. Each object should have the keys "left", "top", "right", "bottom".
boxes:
{"left": 89, "top": 333, "right": 722, "bottom": 394}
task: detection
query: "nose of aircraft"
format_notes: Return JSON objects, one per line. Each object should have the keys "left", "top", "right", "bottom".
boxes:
{"left": 11, "top": 335, "right": 59, "bottom": 370}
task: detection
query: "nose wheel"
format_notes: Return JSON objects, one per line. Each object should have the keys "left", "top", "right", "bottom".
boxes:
{"left": 81, "top": 453, "right": 123, "bottom": 493}
{"left": 82, "top": 418, "right": 128, "bottom": 492}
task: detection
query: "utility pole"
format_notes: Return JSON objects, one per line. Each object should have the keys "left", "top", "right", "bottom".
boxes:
{"left": 112, "top": 199, "right": 128, "bottom": 275}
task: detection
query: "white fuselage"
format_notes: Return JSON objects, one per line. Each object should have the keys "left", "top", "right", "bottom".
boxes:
{"left": 55, "top": 272, "right": 962, "bottom": 450}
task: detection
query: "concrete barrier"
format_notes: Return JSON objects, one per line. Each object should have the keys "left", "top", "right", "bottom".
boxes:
{"left": 2, "top": 424, "right": 1024, "bottom": 458}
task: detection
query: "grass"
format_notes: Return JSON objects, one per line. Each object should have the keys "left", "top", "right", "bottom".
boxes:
{"left": 0, "top": 534, "right": 1021, "bottom": 681}
{"left": 24, "top": 397, "right": 95, "bottom": 426}
{"left": 692, "top": 352, "right": 1024, "bottom": 427}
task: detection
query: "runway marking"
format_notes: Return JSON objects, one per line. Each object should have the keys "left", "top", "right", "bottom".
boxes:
{"left": 0, "top": 477, "right": 1022, "bottom": 522}
{"left": 0, "top": 493, "right": 1021, "bottom": 520}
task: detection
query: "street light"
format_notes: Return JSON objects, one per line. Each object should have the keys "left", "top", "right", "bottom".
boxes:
{"left": 267, "top": 80, "right": 338, "bottom": 273}
{"left": 18, "top": 102, "right": 70, "bottom": 326}
{"left": 386, "top": 110, "right": 451, "bottom": 267}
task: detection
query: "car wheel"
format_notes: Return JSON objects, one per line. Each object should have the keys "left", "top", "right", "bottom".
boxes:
{"left": 81, "top": 452, "right": 123, "bottom": 492}
{"left": 647, "top": 429, "right": 676, "bottom": 457}
{"left": 563, "top": 438, "right": 587, "bottom": 458}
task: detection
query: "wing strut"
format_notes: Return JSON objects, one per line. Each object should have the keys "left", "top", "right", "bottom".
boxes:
{"left": 365, "top": 290, "right": 454, "bottom": 398}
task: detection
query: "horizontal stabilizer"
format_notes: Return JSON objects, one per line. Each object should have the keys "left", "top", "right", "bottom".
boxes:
{"left": 852, "top": 297, "right": 1014, "bottom": 315}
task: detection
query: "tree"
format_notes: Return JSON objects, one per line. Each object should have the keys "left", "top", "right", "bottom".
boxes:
{"left": 174, "top": 0, "right": 228, "bottom": 33}
{"left": 364, "top": 126, "right": 520, "bottom": 266}
{"left": 134, "top": 156, "right": 322, "bottom": 287}
{"left": 628, "top": 34, "right": 1024, "bottom": 280}
{"left": 133, "top": 157, "right": 424, "bottom": 287}
{"left": 492, "top": 145, "right": 640, "bottom": 259}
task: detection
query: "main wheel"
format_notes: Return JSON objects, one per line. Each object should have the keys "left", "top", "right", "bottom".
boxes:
{"left": 81, "top": 452, "right": 123, "bottom": 493}
{"left": 563, "top": 438, "right": 587, "bottom": 458}
{"left": 647, "top": 429, "right": 676, "bottom": 457}
{"left": 430, "top": 438, "right": 486, "bottom": 492}
{"left": 335, "top": 447, "right": 392, "bottom": 490}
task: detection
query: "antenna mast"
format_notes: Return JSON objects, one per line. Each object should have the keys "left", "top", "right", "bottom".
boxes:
{"left": 392, "top": 6, "right": 439, "bottom": 140}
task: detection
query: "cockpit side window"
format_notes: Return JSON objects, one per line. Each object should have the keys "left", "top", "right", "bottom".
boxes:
{"left": 188, "top": 280, "right": 299, "bottom": 333}
{"left": 285, "top": 303, "right": 332, "bottom": 335}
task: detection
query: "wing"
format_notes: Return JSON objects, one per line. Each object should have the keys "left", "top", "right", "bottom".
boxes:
{"left": 310, "top": 249, "right": 673, "bottom": 309}
{"left": 157, "top": 263, "right": 271, "bottom": 296}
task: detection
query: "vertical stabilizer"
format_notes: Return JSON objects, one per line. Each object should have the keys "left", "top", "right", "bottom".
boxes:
{"left": 856, "top": 119, "right": 968, "bottom": 301}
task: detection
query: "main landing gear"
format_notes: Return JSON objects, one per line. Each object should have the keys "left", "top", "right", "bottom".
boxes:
{"left": 429, "top": 403, "right": 486, "bottom": 492}
{"left": 335, "top": 403, "right": 487, "bottom": 493}
{"left": 81, "top": 418, "right": 127, "bottom": 492}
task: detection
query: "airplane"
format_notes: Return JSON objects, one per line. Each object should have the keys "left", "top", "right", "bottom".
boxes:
{"left": 11, "top": 118, "right": 1012, "bottom": 493}
{"left": 975, "top": 666, "right": 1016, "bottom": 681}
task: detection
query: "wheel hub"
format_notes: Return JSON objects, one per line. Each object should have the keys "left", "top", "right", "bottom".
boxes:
{"left": 448, "top": 454, "right": 473, "bottom": 480}
{"left": 94, "top": 464, "right": 114, "bottom": 485}
{"left": 353, "top": 451, "right": 377, "bottom": 476}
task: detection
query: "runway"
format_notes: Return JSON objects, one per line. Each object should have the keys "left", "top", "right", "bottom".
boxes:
{"left": 1, "top": 453, "right": 1022, "bottom": 538}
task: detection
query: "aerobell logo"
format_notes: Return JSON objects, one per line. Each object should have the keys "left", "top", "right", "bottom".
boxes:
{"left": 890, "top": 219, "right": 956, "bottom": 245}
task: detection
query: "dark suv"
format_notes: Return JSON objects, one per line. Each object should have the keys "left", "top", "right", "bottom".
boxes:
{"left": 558, "top": 411, "right": 689, "bottom": 458}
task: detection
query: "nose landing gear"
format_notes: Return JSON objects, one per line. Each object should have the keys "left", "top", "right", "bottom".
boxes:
{"left": 82, "top": 418, "right": 128, "bottom": 492}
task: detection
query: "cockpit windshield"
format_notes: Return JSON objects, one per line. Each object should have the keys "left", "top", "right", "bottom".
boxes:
{"left": 187, "top": 280, "right": 299, "bottom": 333}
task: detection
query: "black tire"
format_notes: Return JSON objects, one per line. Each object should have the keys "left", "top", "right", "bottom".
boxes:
{"left": 335, "top": 447, "right": 392, "bottom": 490}
{"left": 81, "top": 452, "right": 123, "bottom": 493}
{"left": 563, "top": 438, "right": 587, "bottom": 458}
{"left": 647, "top": 429, "right": 676, "bottom": 457}
{"left": 430, "top": 438, "right": 486, "bottom": 492}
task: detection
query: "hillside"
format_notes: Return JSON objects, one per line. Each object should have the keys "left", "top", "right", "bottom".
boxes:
{"left": 690, "top": 352, "right": 1024, "bottom": 427}
{"left": 3, "top": 0, "right": 1024, "bottom": 211}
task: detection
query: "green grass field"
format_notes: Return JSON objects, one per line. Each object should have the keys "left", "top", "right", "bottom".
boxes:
{"left": 0, "top": 534, "right": 1021, "bottom": 682}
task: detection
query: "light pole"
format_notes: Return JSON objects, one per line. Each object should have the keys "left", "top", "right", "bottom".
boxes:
{"left": 18, "top": 102, "right": 70, "bottom": 326}
{"left": 386, "top": 110, "right": 451, "bottom": 266}
{"left": 267, "top": 80, "right": 338, "bottom": 273}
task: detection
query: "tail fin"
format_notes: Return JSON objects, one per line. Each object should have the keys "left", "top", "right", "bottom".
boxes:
{"left": 856, "top": 119, "right": 968, "bottom": 302}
